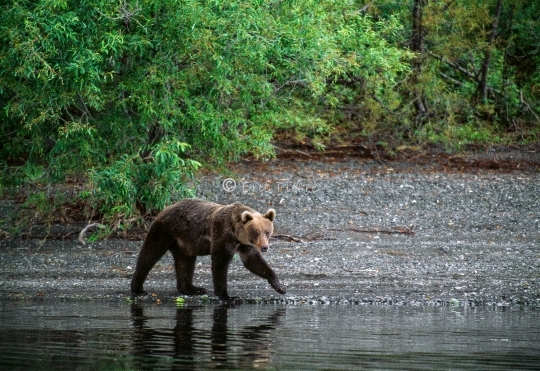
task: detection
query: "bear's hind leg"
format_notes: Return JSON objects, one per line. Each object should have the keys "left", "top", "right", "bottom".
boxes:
{"left": 171, "top": 249, "right": 207, "bottom": 295}
{"left": 131, "top": 236, "right": 171, "bottom": 297}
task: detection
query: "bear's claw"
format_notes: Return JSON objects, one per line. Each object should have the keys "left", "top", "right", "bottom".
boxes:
{"left": 269, "top": 280, "right": 286, "bottom": 295}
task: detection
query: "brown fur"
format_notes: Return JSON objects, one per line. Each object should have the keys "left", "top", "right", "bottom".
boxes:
{"left": 130, "top": 199, "right": 285, "bottom": 301}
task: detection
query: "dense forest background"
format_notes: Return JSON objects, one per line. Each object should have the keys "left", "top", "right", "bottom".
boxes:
{"left": 1, "top": 0, "right": 539, "bottom": 227}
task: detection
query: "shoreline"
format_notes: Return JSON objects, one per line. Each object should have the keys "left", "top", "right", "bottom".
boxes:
{"left": 2, "top": 150, "right": 539, "bottom": 307}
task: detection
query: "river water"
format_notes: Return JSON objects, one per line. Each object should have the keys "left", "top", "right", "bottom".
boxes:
{"left": 0, "top": 301, "right": 538, "bottom": 370}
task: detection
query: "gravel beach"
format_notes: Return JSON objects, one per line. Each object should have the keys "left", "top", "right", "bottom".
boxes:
{"left": 1, "top": 148, "right": 539, "bottom": 306}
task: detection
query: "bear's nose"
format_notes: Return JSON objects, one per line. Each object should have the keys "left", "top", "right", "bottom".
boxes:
{"left": 260, "top": 246, "right": 268, "bottom": 252}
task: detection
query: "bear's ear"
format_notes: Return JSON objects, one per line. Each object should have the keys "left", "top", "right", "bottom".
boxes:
{"left": 241, "top": 211, "right": 254, "bottom": 223}
{"left": 264, "top": 209, "right": 276, "bottom": 222}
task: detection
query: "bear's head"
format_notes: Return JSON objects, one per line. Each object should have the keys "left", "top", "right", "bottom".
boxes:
{"left": 238, "top": 209, "right": 276, "bottom": 252}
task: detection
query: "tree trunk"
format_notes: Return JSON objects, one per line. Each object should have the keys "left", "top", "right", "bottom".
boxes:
{"left": 411, "top": 0, "right": 427, "bottom": 118}
{"left": 478, "top": 0, "right": 503, "bottom": 102}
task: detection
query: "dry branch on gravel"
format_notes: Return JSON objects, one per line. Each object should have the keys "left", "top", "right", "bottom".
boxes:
{"left": 329, "top": 225, "right": 416, "bottom": 235}
{"left": 271, "top": 225, "right": 415, "bottom": 244}
{"left": 78, "top": 223, "right": 106, "bottom": 247}
{"left": 271, "top": 234, "right": 306, "bottom": 243}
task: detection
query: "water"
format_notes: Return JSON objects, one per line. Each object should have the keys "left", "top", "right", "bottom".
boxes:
{"left": 0, "top": 301, "right": 539, "bottom": 371}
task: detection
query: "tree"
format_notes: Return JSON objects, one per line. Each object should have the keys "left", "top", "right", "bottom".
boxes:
{"left": 363, "top": 0, "right": 539, "bottom": 146}
{"left": 0, "top": 0, "right": 410, "bottom": 222}
{"left": 410, "top": 0, "right": 428, "bottom": 118}
{"left": 478, "top": 0, "right": 503, "bottom": 102}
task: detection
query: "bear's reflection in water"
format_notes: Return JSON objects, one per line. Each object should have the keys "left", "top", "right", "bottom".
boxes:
{"left": 131, "top": 304, "right": 284, "bottom": 370}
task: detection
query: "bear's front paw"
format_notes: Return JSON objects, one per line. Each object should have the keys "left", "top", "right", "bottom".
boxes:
{"left": 269, "top": 280, "right": 286, "bottom": 295}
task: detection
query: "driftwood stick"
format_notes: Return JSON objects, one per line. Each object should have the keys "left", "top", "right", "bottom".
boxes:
{"left": 329, "top": 225, "right": 415, "bottom": 235}
{"left": 273, "top": 145, "right": 312, "bottom": 158}
{"left": 271, "top": 225, "right": 415, "bottom": 245}
{"left": 271, "top": 234, "right": 305, "bottom": 243}
{"left": 79, "top": 223, "right": 106, "bottom": 247}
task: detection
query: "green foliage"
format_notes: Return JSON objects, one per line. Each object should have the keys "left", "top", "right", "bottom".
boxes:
{"left": 0, "top": 0, "right": 538, "bottom": 230}
{"left": 330, "top": 0, "right": 539, "bottom": 148}
{"left": 14, "top": 188, "right": 69, "bottom": 236}
{"left": 85, "top": 224, "right": 111, "bottom": 244}
{"left": 3, "top": 0, "right": 402, "bottom": 223}
{"left": 90, "top": 140, "right": 200, "bottom": 218}
{"left": 271, "top": 6, "right": 414, "bottom": 145}
{"left": 419, "top": 121, "right": 504, "bottom": 150}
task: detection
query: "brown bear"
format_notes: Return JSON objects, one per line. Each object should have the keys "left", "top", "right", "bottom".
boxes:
{"left": 130, "top": 199, "right": 286, "bottom": 301}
